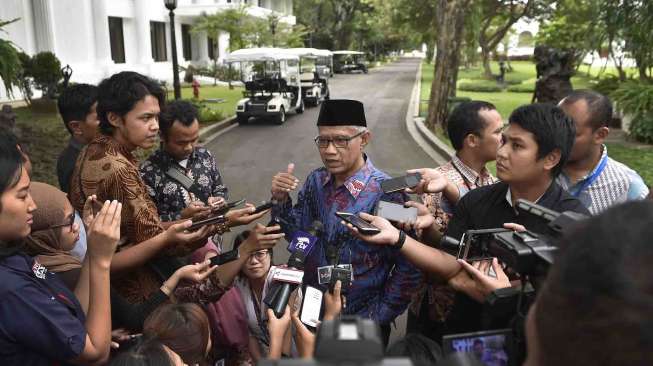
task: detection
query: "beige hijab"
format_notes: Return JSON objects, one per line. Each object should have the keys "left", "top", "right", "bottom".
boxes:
{"left": 23, "top": 182, "right": 81, "bottom": 272}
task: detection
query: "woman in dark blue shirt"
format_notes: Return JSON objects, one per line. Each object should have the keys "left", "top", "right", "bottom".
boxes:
{"left": 0, "top": 128, "right": 121, "bottom": 365}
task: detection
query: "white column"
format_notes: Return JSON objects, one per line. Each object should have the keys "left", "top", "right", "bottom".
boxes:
{"left": 197, "top": 31, "right": 210, "bottom": 65}
{"left": 218, "top": 31, "right": 230, "bottom": 64}
{"left": 174, "top": 21, "right": 185, "bottom": 64}
{"left": 92, "top": 0, "right": 113, "bottom": 64}
{"left": 134, "top": 0, "right": 153, "bottom": 64}
{"left": 31, "top": 0, "right": 56, "bottom": 52}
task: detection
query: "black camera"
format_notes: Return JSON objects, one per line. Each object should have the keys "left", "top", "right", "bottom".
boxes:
{"left": 442, "top": 199, "right": 586, "bottom": 278}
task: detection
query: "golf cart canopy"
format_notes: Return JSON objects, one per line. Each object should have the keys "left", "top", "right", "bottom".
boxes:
{"left": 226, "top": 47, "right": 300, "bottom": 62}
{"left": 332, "top": 50, "right": 365, "bottom": 55}
{"left": 287, "top": 48, "right": 333, "bottom": 58}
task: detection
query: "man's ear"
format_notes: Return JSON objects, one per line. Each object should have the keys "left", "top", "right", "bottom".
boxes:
{"left": 68, "top": 121, "right": 82, "bottom": 137}
{"left": 107, "top": 112, "right": 122, "bottom": 128}
{"left": 464, "top": 133, "right": 479, "bottom": 149}
{"left": 543, "top": 148, "right": 562, "bottom": 173}
{"left": 593, "top": 126, "right": 610, "bottom": 144}
{"left": 360, "top": 130, "right": 371, "bottom": 147}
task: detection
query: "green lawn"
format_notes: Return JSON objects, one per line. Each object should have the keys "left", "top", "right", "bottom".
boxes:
{"left": 12, "top": 85, "right": 243, "bottom": 188}
{"left": 420, "top": 60, "right": 652, "bottom": 186}
{"left": 168, "top": 84, "right": 243, "bottom": 123}
{"left": 605, "top": 142, "right": 653, "bottom": 186}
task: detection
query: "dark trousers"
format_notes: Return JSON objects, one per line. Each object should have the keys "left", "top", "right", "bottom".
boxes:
{"left": 406, "top": 296, "right": 448, "bottom": 346}
{"left": 380, "top": 323, "right": 391, "bottom": 349}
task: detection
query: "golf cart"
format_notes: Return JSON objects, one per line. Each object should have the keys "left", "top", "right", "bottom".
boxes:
{"left": 333, "top": 50, "right": 368, "bottom": 74}
{"left": 287, "top": 48, "right": 331, "bottom": 107}
{"left": 314, "top": 49, "right": 334, "bottom": 78}
{"left": 227, "top": 48, "right": 304, "bottom": 125}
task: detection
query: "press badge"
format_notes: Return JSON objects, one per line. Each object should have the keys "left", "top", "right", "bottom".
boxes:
{"left": 336, "top": 264, "right": 355, "bottom": 281}
{"left": 317, "top": 265, "right": 333, "bottom": 284}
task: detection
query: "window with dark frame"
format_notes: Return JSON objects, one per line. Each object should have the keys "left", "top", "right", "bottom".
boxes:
{"left": 150, "top": 21, "right": 168, "bottom": 62}
{"left": 108, "top": 17, "right": 126, "bottom": 63}
{"left": 208, "top": 36, "right": 217, "bottom": 60}
{"left": 181, "top": 24, "right": 192, "bottom": 60}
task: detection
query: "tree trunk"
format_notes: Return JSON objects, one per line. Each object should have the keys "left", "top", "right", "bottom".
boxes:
{"left": 481, "top": 46, "right": 492, "bottom": 78}
{"left": 426, "top": 0, "right": 471, "bottom": 130}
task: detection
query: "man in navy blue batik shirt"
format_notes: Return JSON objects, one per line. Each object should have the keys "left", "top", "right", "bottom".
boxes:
{"left": 270, "top": 99, "right": 421, "bottom": 344}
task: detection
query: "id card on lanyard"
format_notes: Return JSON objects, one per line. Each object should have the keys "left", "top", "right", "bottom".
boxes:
{"left": 571, "top": 154, "right": 608, "bottom": 198}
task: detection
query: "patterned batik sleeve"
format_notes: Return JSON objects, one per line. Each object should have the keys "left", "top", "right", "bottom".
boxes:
{"left": 208, "top": 150, "right": 229, "bottom": 200}
{"left": 174, "top": 272, "right": 231, "bottom": 304}
{"left": 372, "top": 246, "right": 422, "bottom": 324}
{"left": 272, "top": 174, "right": 316, "bottom": 237}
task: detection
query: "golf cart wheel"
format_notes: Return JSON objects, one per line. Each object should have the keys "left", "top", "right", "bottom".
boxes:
{"left": 363, "top": 68, "right": 368, "bottom": 74}
{"left": 297, "top": 100, "right": 305, "bottom": 114}
{"left": 275, "top": 107, "right": 286, "bottom": 125}
{"left": 237, "top": 115, "right": 249, "bottom": 125}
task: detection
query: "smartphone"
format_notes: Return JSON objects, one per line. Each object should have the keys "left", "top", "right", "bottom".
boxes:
{"left": 380, "top": 173, "right": 422, "bottom": 194}
{"left": 299, "top": 286, "right": 323, "bottom": 330}
{"left": 335, "top": 212, "right": 381, "bottom": 235}
{"left": 253, "top": 200, "right": 275, "bottom": 214}
{"left": 209, "top": 249, "right": 240, "bottom": 266}
{"left": 187, "top": 214, "right": 226, "bottom": 231}
{"left": 329, "top": 267, "right": 352, "bottom": 293}
{"left": 375, "top": 200, "right": 418, "bottom": 223}
{"left": 212, "top": 198, "right": 246, "bottom": 214}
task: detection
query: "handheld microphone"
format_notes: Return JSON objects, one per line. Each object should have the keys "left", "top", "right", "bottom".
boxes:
{"left": 266, "top": 220, "right": 323, "bottom": 318}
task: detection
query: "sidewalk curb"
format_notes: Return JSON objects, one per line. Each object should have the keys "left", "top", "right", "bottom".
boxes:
{"left": 199, "top": 115, "right": 237, "bottom": 145}
{"left": 404, "top": 62, "right": 450, "bottom": 166}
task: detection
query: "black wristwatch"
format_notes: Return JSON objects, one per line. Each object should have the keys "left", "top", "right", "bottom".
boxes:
{"left": 394, "top": 230, "right": 407, "bottom": 249}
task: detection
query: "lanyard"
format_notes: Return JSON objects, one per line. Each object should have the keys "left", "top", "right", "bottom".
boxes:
{"left": 571, "top": 154, "right": 608, "bottom": 198}
{"left": 451, "top": 163, "right": 474, "bottom": 191}
{"left": 249, "top": 283, "right": 270, "bottom": 347}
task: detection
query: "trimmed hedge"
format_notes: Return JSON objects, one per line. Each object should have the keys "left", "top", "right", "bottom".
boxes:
{"left": 458, "top": 82, "right": 503, "bottom": 92}
{"left": 507, "top": 83, "right": 535, "bottom": 93}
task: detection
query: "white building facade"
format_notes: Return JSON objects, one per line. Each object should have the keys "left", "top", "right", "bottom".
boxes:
{"left": 0, "top": 0, "right": 295, "bottom": 102}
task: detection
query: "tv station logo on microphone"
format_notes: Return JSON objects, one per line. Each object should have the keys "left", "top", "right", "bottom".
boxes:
{"left": 287, "top": 231, "right": 318, "bottom": 253}
{"left": 296, "top": 237, "right": 310, "bottom": 251}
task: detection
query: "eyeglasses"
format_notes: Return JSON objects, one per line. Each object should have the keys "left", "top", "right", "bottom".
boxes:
{"left": 314, "top": 131, "right": 365, "bottom": 149}
{"left": 250, "top": 250, "right": 270, "bottom": 261}
{"left": 50, "top": 213, "right": 75, "bottom": 231}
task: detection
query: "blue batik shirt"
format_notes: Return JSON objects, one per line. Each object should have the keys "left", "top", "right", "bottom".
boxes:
{"left": 272, "top": 157, "right": 421, "bottom": 324}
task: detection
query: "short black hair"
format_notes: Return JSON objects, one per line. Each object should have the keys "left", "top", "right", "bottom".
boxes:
{"left": 447, "top": 101, "right": 497, "bottom": 151}
{"left": 57, "top": 83, "right": 98, "bottom": 134}
{"left": 386, "top": 334, "right": 443, "bottom": 366}
{"left": 535, "top": 201, "right": 653, "bottom": 365}
{"left": 560, "top": 90, "right": 613, "bottom": 130}
{"left": 97, "top": 72, "right": 166, "bottom": 135}
{"left": 508, "top": 103, "right": 575, "bottom": 177}
{"left": 159, "top": 100, "right": 199, "bottom": 139}
{"left": 0, "top": 127, "right": 23, "bottom": 199}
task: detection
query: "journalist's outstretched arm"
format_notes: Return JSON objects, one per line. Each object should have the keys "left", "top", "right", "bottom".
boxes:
{"left": 343, "top": 212, "right": 461, "bottom": 280}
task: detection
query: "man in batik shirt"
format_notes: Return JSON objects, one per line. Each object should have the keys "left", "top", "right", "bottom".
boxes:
{"left": 140, "top": 100, "right": 229, "bottom": 222}
{"left": 271, "top": 99, "right": 421, "bottom": 346}
{"left": 408, "top": 101, "right": 503, "bottom": 342}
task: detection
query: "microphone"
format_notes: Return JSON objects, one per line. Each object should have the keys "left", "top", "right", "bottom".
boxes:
{"left": 265, "top": 220, "right": 323, "bottom": 319}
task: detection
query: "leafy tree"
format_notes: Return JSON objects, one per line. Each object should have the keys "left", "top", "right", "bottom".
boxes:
{"left": 0, "top": 18, "right": 22, "bottom": 98}
{"left": 30, "top": 52, "right": 61, "bottom": 99}
{"left": 536, "top": 0, "right": 603, "bottom": 70}
{"left": 477, "top": 0, "right": 552, "bottom": 78}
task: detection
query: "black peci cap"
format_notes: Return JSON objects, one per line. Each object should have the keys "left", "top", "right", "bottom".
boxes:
{"left": 317, "top": 99, "right": 367, "bottom": 127}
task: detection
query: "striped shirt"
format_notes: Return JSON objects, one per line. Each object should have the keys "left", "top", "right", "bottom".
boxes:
{"left": 557, "top": 145, "right": 649, "bottom": 215}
